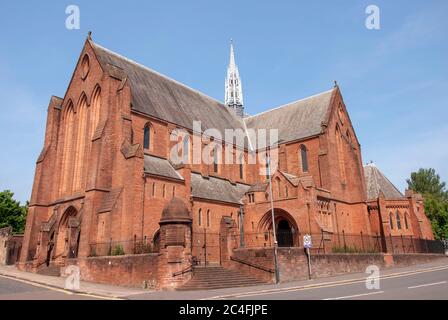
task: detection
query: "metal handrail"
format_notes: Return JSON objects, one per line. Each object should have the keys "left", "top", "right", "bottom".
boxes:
{"left": 230, "top": 256, "right": 275, "bottom": 273}
{"left": 172, "top": 266, "right": 193, "bottom": 277}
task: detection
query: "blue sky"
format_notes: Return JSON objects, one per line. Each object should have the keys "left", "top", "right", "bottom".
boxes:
{"left": 0, "top": 0, "right": 447, "bottom": 203}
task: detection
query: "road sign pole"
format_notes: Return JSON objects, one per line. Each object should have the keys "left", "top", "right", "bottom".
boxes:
{"left": 267, "top": 154, "right": 280, "bottom": 284}
{"left": 307, "top": 247, "right": 312, "bottom": 280}
{"left": 303, "top": 234, "right": 312, "bottom": 280}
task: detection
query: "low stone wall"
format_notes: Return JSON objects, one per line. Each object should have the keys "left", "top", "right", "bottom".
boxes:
{"left": 225, "top": 248, "right": 275, "bottom": 283}
{"left": 229, "top": 247, "right": 447, "bottom": 283}
{"left": 66, "top": 253, "right": 161, "bottom": 289}
{"left": 392, "top": 253, "right": 446, "bottom": 267}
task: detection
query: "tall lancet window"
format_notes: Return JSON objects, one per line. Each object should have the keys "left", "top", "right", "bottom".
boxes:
{"left": 73, "top": 94, "right": 89, "bottom": 191}
{"left": 61, "top": 101, "right": 75, "bottom": 195}
{"left": 144, "top": 123, "right": 151, "bottom": 150}
{"left": 90, "top": 86, "right": 101, "bottom": 139}
{"left": 300, "top": 144, "right": 309, "bottom": 173}
{"left": 396, "top": 211, "right": 402, "bottom": 230}
{"left": 239, "top": 153, "right": 244, "bottom": 180}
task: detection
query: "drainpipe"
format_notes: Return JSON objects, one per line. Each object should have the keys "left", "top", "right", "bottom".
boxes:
{"left": 142, "top": 173, "right": 146, "bottom": 240}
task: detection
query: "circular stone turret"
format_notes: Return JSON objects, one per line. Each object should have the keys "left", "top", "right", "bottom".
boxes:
{"left": 159, "top": 197, "right": 192, "bottom": 225}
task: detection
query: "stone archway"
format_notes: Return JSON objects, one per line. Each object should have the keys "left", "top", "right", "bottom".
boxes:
{"left": 258, "top": 209, "right": 299, "bottom": 247}
{"left": 277, "top": 219, "right": 294, "bottom": 247}
{"left": 54, "top": 206, "right": 80, "bottom": 261}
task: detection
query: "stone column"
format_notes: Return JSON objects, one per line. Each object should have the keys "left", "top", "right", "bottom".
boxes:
{"left": 157, "top": 197, "right": 193, "bottom": 290}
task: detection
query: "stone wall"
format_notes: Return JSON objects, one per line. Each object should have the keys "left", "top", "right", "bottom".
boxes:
{"left": 227, "top": 246, "right": 447, "bottom": 284}
{"left": 0, "top": 227, "right": 12, "bottom": 265}
{"left": 225, "top": 248, "right": 275, "bottom": 283}
{"left": 65, "top": 254, "right": 161, "bottom": 288}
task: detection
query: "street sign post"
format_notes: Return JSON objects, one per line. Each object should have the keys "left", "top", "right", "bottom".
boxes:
{"left": 303, "top": 234, "right": 312, "bottom": 279}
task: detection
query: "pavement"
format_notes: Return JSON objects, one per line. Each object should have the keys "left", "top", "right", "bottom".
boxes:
{"left": 0, "top": 265, "right": 149, "bottom": 300}
{"left": 0, "top": 258, "right": 447, "bottom": 300}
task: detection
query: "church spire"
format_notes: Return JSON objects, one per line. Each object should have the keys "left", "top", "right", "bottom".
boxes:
{"left": 225, "top": 39, "right": 244, "bottom": 117}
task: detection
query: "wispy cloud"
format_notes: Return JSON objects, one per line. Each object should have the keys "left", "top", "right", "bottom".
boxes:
{"left": 375, "top": 3, "right": 448, "bottom": 56}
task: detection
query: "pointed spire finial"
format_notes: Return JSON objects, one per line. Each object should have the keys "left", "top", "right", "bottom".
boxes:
{"left": 334, "top": 80, "right": 338, "bottom": 87}
{"left": 225, "top": 39, "right": 244, "bottom": 117}
{"left": 87, "top": 31, "right": 92, "bottom": 40}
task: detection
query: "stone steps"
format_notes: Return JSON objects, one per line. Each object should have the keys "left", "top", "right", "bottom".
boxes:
{"left": 177, "top": 266, "right": 266, "bottom": 291}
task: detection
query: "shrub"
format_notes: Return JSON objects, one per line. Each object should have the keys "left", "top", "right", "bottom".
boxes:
{"left": 134, "top": 242, "right": 154, "bottom": 254}
{"left": 111, "top": 244, "right": 125, "bottom": 256}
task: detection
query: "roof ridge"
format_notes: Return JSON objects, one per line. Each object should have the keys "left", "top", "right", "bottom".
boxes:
{"left": 91, "top": 41, "right": 234, "bottom": 112}
{"left": 244, "top": 88, "right": 335, "bottom": 120}
{"left": 374, "top": 166, "right": 404, "bottom": 197}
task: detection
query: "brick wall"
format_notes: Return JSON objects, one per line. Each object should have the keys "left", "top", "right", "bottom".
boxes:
{"left": 66, "top": 254, "right": 160, "bottom": 288}
{"left": 226, "top": 246, "right": 446, "bottom": 284}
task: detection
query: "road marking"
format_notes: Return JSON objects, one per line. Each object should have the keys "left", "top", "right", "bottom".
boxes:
{"left": 408, "top": 281, "right": 447, "bottom": 289}
{"left": 203, "top": 264, "right": 448, "bottom": 300}
{"left": 0, "top": 274, "right": 74, "bottom": 295}
{"left": 0, "top": 274, "right": 120, "bottom": 300}
{"left": 323, "top": 291, "right": 384, "bottom": 300}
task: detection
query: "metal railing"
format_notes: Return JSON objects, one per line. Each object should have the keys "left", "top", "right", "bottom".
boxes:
{"left": 235, "top": 230, "right": 445, "bottom": 255}
{"left": 89, "top": 238, "right": 158, "bottom": 257}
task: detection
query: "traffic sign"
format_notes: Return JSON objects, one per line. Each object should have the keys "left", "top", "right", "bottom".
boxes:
{"left": 303, "top": 234, "right": 312, "bottom": 248}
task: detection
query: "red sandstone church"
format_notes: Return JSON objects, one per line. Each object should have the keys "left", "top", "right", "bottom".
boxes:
{"left": 18, "top": 35, "right": 434, "bottom": 288}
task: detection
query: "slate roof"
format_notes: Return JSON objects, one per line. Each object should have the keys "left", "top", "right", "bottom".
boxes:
{"left": 243, "top": 89, "right": 335, "bottom": 144}
{"left": 247, "top": 182, "right": 269, "bottom": 193}
{"left": 90, "top": 41, "right": 246, "bottom": 141}
{"left": 364, "top": 163, "right": 404, "bottom": 200}
{"left": 90, "top": 41, "right": 337, "bottom": 149}
{"left": 144, "top": 155, "right": 184, "bottom": 180}
{"left": 281, "top": 172, "right": 300, "bottom": 187}
{"left": 98, "top": 187, "right": 123, "bottom": 213}
{"left": 191, "top": 173, "right": 250, "bottom": 204}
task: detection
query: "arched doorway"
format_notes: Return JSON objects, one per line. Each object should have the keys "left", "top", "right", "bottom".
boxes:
{"left": 46, "top": 232, "right": 55, "bottom": 266}
{"left": 277, "top": 219, "right": 294, "bottom": 247}
{"left": 258, "top": 209, "right": 299, "bottom": 247}
{"left": 153, "top": 230, "right": 160, "bottom": 252}
{"left": 54, "top": 206, "right": 80, "bottom": 260}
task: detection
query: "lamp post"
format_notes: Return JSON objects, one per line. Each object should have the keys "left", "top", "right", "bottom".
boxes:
{"left": 267, "top": 153, "right": 280, "bottom": 284}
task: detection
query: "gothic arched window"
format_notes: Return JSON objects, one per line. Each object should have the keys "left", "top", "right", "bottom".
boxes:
{"left": 396, "top": 211, "right": 402, "bottom": 230}
{"left": 300, "top": 144, "right": 309, "bottom": 173}
{"left": 206, "top": 210, "right": 211, "bottom": 227}
{"left": 73, "top": 94, "right": 88, "bottom": 191}
{"left": 90, "top": 86, "right": 101, "bottom": 138}
{"left": 336, "top": 125, "right": 346, "bottom": 182}
{"left": 389, "top": 212, "right": 394, "bottom": 230}
{"left": 61, "top": 101, "right": 75, "bottom": 195}
{"left": 183, "top": 134, "right": 190, "bottom": 162}
{"left": 143, "top": 124, "right": 151, "bottom": 150}
{"left": 213, "top": 145, "right": 220, "bottom": 174}
{"left": 404, "top": 212, "right": 409, "bottom": 229}
{"left": 239, "top": 153, "right": 244, "bottom": 180}
{"left": 275, "top": 177, "right": 281, "bottom": 198}
{"left": 198, "top": 209, "right": 202, "bottom": 226}
{"left": 265, "top": 154, "right": 270, "bottom": 180}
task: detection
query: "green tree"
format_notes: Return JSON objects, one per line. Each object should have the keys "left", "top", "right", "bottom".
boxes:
{"left": 407, "top": 168, "right": 447, "bottom": 200}
{"left": 0, "top": 190, "right": 28, "bottom": 233}
{"left": 407, "top": 168, "right": 448, "bottom": 240}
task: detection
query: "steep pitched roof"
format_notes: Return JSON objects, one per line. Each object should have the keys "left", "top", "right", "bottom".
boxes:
{"left": 191, "top": 173, "right": 250, "bottom": 205}
{"left": 364, "top": 163, "right": 404, "bottom": 200}
{"left": 90, "top": 41, "right": 245, "bottom": 139}
{"left": 244, "top": 88, "right": 335, "bottom": 144}
{"left": 144, "top": 155, "right": 184, "bottom": 180}
{"left": 88, "top": 40, "right": 338, "bottom": 148}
